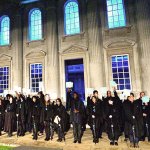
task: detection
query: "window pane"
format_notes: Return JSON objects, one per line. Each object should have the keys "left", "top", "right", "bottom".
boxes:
{"left": 29, "top": 8, "right": 42, "bottom": 41}
{"left": 111, "top": 55, "right": 131, "bottom": 90}
{"left": 64, "top": 0, "right": 80, "bottom": 35}
{"left": 0, "top": 66, "right": 9, "bottom": 93}
{"left": 30, "top": 63, "right": 42, "bottom": 92}
{"left": 106, "top": 0, "right": 126, "bottom": 28}
{"left": 0, "top": 16, "right": 10, "bottom": 45}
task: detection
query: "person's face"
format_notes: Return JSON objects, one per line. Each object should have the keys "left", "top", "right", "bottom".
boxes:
{"left": 0, "top": 100, "right": 2, "bottom": 105}
{"left": 94, "top": 92, "right": 98, "bottom": 97}
{"left": 107, "top": 91, "right": 111, "bottom": 97}
{"left": 9, "top": 97, "right": 13, "bottom": 103}
{"left": 45, "top": 95, "right": 50, "bottom": 102}
{"left": 73, "top": 93, "right": 78, "bottom": 99}
{"left": 33, "top": 97, "right": 36, "bottom": 102}
{"left": 92, "top": 97, "right": 96, "bottom": 103}
{"left": 130, "top": 95, "right": 134, "bottom": 101}
{"left": 56, "top": 100, "right": 60, "bottom": 106}
{"left": 140, "top": 92, "right": 145, "bottom": 98}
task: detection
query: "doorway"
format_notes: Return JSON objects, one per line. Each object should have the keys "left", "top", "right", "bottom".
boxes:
{"left": 65, "top": 59, "right": 85, "bottom": 101}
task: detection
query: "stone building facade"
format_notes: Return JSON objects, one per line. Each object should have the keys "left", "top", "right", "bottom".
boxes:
{"left": 0, "top": 0, "right": 149, "bottom": 101}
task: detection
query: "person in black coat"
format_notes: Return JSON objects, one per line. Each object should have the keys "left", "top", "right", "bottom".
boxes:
{"left": 66, "top": 88, "right": 72, "bottom": 111}
{"left": 25, "top": 95, "right": 33, "bottom": 132}
{"left": 42, "top": 94, "right": 54, "bottom": 141}
{"left": 38, "top": 91, "right": 45, "bottom": 135}
{"left": 123, "top": 93, "right": 144, "bottom": 148}
{"left": 16, "top": 94, "right": 26, "bottom": 136}
{"left": 139, "top": 92, "right": 150, "bottom": 142}
{"left": 122, "top": 96, "right": 130, "bottom": 142}
{"left": 0, "top": 98, "right": 5, "bottom": 135}
{"left": 54, "top": 98, "right": 67, "bottom": 142}
{"left": 104, "top": 89, "right": 122, "bottom": 146}
{"left": 87, "top": 96, "right": 104, "bottom": 143}
{"left": 32, "top": 96, "right": 40, "bottom": 140}
{"left": 70, "top": 92, "right": 85, "bottom": 143}
{"left": 4, "top": 95, "right": 16, "bottom": 137}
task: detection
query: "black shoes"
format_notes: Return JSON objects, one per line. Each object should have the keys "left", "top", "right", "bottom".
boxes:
{"left": 110, "top": 141, "right": 118, "bottom": 146}
{"left": 73, "top": 140, "right": 77, "bottom": 143}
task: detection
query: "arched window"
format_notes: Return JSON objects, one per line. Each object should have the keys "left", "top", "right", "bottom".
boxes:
{"left": 29, "top": 8, "right": 42, "bottom": 41}
{"left": 0, "top": 16, "right": 10, "bottom": 46}
{"left": 64, "top": 0, "right": 80, "bottom": 35}
{"left": 106, "top": 0, "right": 126, "bottom": 28}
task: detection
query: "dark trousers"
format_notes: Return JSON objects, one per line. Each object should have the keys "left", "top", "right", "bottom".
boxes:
{"left": 129, "top": 128, "right": 139, "bottom": 144}
{"left": 73, "top": 122, "right": 82, "bottom": 141}
{"left": 45, "top": 122, "right": 53, "bottom": 140}
{"left": 108, "top": 126, "right": 120, "bottom": 141}
{"left": 18, "top": 120, "right": 25, "bottom": 136}
{"left": 33, "top": 123, "right": 38, "bottom": 140}
{"left": 58, "top": 126, "right": 64, "bottom": 140}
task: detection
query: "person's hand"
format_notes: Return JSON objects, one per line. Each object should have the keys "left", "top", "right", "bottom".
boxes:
{"left": 109, "top": 100, "right": 113, "bottom": 105}
{"left": 92, "top": 115, "right": 95, "bottom": 118}
{"left": 74, "top": 109, "right": 79, "bottom": 113}
{"left": 143, "top": 113, "right": 147, "bottom": 117}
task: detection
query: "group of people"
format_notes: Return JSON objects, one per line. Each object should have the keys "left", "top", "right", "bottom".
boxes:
{"left": 0, "top": 89, "right": 149, "bottom": 148}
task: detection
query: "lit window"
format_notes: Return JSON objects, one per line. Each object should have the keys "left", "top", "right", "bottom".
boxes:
{"left": 0, "top": 16, "right": 10, "bottom": 45}
{"left": 30, "top": 63, "right": 42, "bottom": 92}
{"left": 106, "top": 0, "right": 126, "bottom": 28}
{"left": 0, "top": 66, "right": 9, "bottom": 93}
{"left": 64, "top": 0, "right": 80, "bottom": 35}
{"left": 29, "top": 8, "right": 42, "bottom": 41}
{"left": 111, "top": 55, "right": 131, "bottom": 90}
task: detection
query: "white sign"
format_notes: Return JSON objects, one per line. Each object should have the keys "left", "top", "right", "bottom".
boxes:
{"left": 66, "top": 82, "right": 73, "bottom": 88}
{"left": 142, "top": 96, "right": 150, "bottom": 103}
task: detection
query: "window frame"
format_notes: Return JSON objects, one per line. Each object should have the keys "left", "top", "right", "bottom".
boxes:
{"left": 0, "top": 15, "right": 10, "bottom": 46}
{"left": 28, "top": 8, "right": 43, "bottom": 41}
{"left": 64, "top": 0, "right": 80, "bottom": 35}
{"left": 111, "top": 54, "right": 132, "bottom": 91}
{"left": 106, "top": 0, "right": 126, "bottom": 29}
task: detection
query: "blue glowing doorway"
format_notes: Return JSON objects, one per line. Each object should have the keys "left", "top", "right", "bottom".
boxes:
{"left": 65, "top": 59, "right": 85, "bottom": 101}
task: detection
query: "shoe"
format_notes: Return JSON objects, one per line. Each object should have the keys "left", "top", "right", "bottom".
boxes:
{"left": 78, "top": 140, "right": 81, "bottom": 144}
{"left": 57, "top": 139, "right": 62, "bottom": 142}
{"left": 124, "top": 138, "right": 128, "bottom": 142}
{"left": 135, "top": 143, "right": 139, "bottom": 148}
{"left": 114, "top": 141, "right": 118, "bottom": 146}
{"left": 130, "top": 143, "right": 134, "bottom": 148}
{"left": 110, "top": 141, "right": 114, "bottom": 145}
{"left": 73, "top": 140, "right": 77, "bottom": 143}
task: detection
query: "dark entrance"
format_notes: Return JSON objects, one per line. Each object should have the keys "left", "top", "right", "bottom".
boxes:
{"left": 65, "top": 59, "right": 85, "bottom": 101}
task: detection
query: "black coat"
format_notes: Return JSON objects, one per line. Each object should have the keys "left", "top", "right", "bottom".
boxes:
{"left": 43, "top": 104, "right": 54, "bottom": 122}
{"left": 87, "top": 100, "right": 104, "bottom": 127}
{"left": 123, "top": 99, "right": 144, "bottom": 138}
{"left": 70, "top": 99, "right": 85, "bottom": 124}
{"left": 104, "top": 92, "right": 122, "bottom": 135}
{"left": 16, "top": 99, "right": 26, "bottom": 122}
{"left": 32, "top": 101, "right": 41, "bottom": 124}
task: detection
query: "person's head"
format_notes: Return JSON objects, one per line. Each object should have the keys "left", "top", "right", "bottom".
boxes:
{"left": 38, "top": 91, "right": 44, "bottom": 98}
{"left": 107, "top": 90, "right": 111, "bottom": 97}
{"left": 129, "top": 93, "right": 134, "bottom": 102}
{"left": 9, "top": 95, "right": 13, "bottom": 103}
{"left": 56, "top": 98, "right": 62, "bottom": 106}
{"left": 140, "top": 92, "right": 145, "bottom": 98}
{"left": 44, "top": 94, "right": 50, "bottom": 102}
{"left": 73, "top": 92, "right": 79, "bottom": 100}
{"left": 127, "top": 96, "right": 130, "bottom": 100}
{"left": 92, "top": 96, "right": 97, "bottom": 103}
{"left": 32, "top": 96, "right": 37, "bottom": 103}
{"left": 93, "top": 90, "right": 98, "bottom": 97}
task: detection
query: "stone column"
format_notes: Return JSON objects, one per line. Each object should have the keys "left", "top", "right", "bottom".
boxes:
{"left": 12, "top": 7, "right": 23, "bottom": 89}
{"left": 136, "top": 0, "right": 150, "bottom": 96}
{"left": 46, "top": 0, "right": 59, "bottom": 97}
{"left": 87, "top": 0, "right": 104, "bottom": 90}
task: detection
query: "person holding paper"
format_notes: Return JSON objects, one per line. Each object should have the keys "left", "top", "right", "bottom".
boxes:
{"left": 103, "top": 89, "right": 122, "bottom": 146}
{"left": 42, "top": 94, "right": 54, "bottom": 141}
{"left": 140, "top": 92, "right": 150, "bottom": 142}
{"left": 53, "top": 98, "right": 68, "bottom": 142}
{"left": 70, "top": 92, "right": 85, "bottom": 143}
{"left": 16, "top": 94, "right": 26, "bottom": 136}
{"left": 4, "top": 95, "right": 16, "bottom": 137}
{"left": 31, "top": 96, "right": 41, "bottom": 140}
{"left": 0, "top": 98, "right": 5, "bottom": 136}
{"left": 86, "top": 96, "right": 103, "bottom": 143}
{"left": 123, "top": 93, "right": 144, "bottom": 148}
